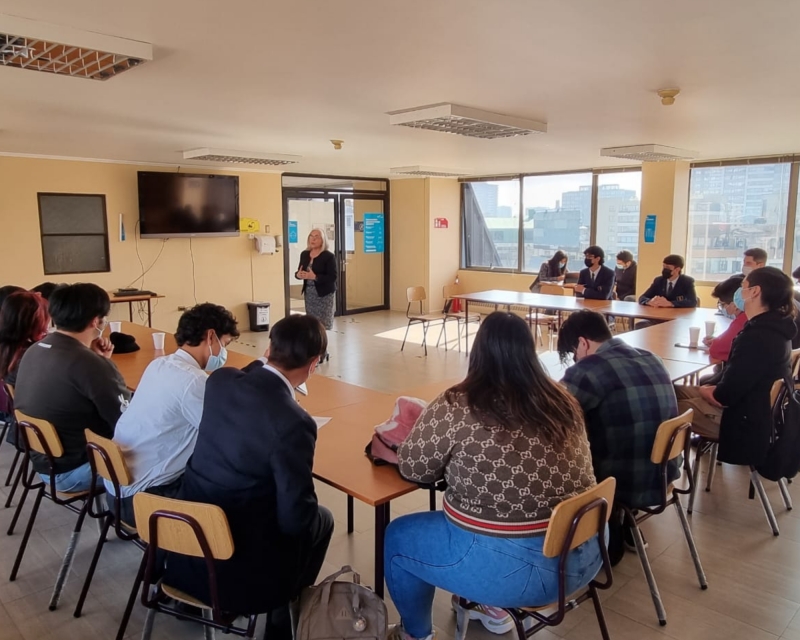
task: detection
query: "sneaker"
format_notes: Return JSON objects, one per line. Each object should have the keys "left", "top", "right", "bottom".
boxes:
{"left": 623, "top": 526, "right": 648, "bottom": 553}
{"left": 387, "top": 624, "right": 436, "bottom": 640}
{"left": 451, "top": 596, "right": 514, "bottom": 635}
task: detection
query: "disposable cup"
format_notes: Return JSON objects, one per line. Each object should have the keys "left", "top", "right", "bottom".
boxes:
{"left": 688, "top": 326, "right": 701, "bottom": 347}
{"left": 152, "top": 332, "right": 166, "bottom": 350}
{"left": 704, "top": 320, "right": 716, "bottom": 339}
{"left": 109, "top": 321, "right": 122, "bottom": 334}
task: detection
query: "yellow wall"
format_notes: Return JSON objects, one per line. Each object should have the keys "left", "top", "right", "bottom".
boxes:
{"left": 426, "top": 179, "right": 461, "bottom": 313}
{"left": 390, "top": 179, "right": 428, "bottom": 311}
{"left": 348, "top": 197, "right": 386, "bottom": 309}
{"left": 0, "top": 156, "right": 285, "bottom": 331}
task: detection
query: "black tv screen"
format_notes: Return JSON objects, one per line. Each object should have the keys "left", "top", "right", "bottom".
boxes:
{"left": 138, "top": 172, "right": 240, "bottom": 238}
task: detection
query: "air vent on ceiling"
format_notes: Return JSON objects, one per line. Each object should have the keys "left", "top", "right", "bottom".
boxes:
{"left": 390, "top": 166, "right": 470, "bottom": 178}
{"left": 600, "top": 144, "right": 697, "bottom": 162}
{"left": 388, "top": 103, "right": 547, "bottom": 139}
{"left": 0, "top": 14, "right": 152, "bottom": 81}
{"left": 183, "top": 148, "right": 302, "bottom": 166}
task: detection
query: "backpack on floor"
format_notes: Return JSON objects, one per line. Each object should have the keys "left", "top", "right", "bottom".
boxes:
{"left": 295, "top": 566, "right": 387, "bottom": 640}
{"left": 757, "top": 380, "right": 800, "bottom": 482}
{"left": 364, "top": 396, "right": 427, "bottom": 466}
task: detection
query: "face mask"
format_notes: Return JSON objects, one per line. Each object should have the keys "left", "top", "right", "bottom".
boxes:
{"left": 661, "top": 268, "right": 674, "bottom": 279}
{"left": 733, "top": 288, "right": 746, "bottom": 311}
{"left": 206, "top": 334, "right": 228, "bottom": 371}
{"left": 96, "top": 319, "right": 107, "bottom": 339}
{"left": 616, "top": 262, "right": 625, "bottom": 270}
{"left": 723, "top": 306, "right": 737, "bottom": 319}
{"left": 560, "top": 262, "right": 567, "bottom": 269}
{"left": 742, "top": 265, "right": 754, "bottom": 276}
{"left": 584, "top": 257, "right": 594, "bottom": 268}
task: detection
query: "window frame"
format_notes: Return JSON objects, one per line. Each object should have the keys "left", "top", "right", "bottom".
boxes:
{"left": 37, "top": 192, "right": 111, "bottom": 275}
{"left": 459, "top": 167, "right": 641, "bottom": 274}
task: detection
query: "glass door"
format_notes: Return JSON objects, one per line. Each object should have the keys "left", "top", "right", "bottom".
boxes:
{"left": 340, "top": 196, "right": 387, "bottom": 313}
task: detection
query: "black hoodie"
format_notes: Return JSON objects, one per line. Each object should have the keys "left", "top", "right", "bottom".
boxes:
{"left": 714, "top": 310, "right": 797, "bottom": 466}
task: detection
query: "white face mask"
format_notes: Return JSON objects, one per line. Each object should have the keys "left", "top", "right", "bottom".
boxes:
{"left": 742, "top": 265, "right": 754, "bottom": 276}
{"left": 96, "top": 318, "right": 108, "bottom": 338}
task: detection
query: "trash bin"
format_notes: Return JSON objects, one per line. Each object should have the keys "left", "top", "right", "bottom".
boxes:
{"left": 246, "top": 302, "right": 271, "bottom": 332}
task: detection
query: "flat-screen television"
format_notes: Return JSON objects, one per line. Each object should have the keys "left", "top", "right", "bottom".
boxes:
{"left": 137, "top": 171, "right": 240, "bottom": 238}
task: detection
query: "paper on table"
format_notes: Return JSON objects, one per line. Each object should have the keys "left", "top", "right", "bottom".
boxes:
{"left": 313, "top": 417, "right": 331, "bottom": 430}
{"left": 295, "top": 382, "right": 308, "bottom": 396}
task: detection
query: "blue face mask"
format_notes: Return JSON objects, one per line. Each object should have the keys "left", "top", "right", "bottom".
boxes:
{"left": 733, "top": 288, "right": 746, "bottom": 312}
{"left": 206, "top": 334, "right": 228, "bottom": 371}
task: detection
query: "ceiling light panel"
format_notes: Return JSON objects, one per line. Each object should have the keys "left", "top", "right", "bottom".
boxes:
{"left": 389, "top": 103, "right": 547, "bottom": 139}
{"left": 390, "top": 166, "right": 470, "bottom": 177}
{"left": 600, "top": 144, "right": 697, "bottom": 162}
{"left": 183, "top": 148, "right": 302, "bottom": 166}
{"left": 0, "top": 14, "right": 152, "bottom": 81}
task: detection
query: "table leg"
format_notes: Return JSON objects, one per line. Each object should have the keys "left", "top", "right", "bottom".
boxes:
{"left": 429, "top": 488, "right": 436, "bottom": 511}
{"left": 128, "top": 302, "right": 133, "bottom": 323}
{"left": 374, "top": 502, "right": 390, "bottom": 597}
{"left": 464, "top": 301, "right": 470, "bottom": 354}
{"left": 147, "top": 298, "right": 153, "bottom": 328}
{"left": 347, "top": 495, "right": 354, "bottom": 534}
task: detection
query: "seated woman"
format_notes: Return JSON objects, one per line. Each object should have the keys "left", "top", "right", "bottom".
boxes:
{"left": 677, "top": 267, "right": 796, "bottom": 465}
{"left": 530, "top": 250, "right": 568, "bottom": 292}
{"left": 385, "top": 311, "right": 601, "bottom": 640}
{"left": 699, "top": 275, "right": 746, "bottom": 385}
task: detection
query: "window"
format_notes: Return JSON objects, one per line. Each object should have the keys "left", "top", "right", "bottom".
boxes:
{"left": 38, "top": 193, "right": 110, "bottom": 275}
{"left": 596, "top": 173, "right": 641, "bottom": 261}
{"left": 462, "top": 179, "right": 519, "bottom": 269}
{"left": 687, "top": 163, "right": 791, "bottom": 282}
{"left": 522, "top": 173, "right": 591, "bottom": 272}
{"left": 792, "top": 178, "right": 800, "bottom": 280}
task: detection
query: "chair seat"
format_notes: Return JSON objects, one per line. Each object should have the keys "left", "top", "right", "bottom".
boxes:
{"left": 409, "top": 313, "right": 447, "bottom": 322}
{"left": 526, "top": 313, "right": 559, "bottom": 325}
{"left": 161, "top": 583, "right": 212, "bottom": 610}
{"left": 55, "top": 489, "right": 91, "bottom": 500}
{"left": 446, "top": 311, "right": 481, "bottom": 322}
{"left": 119, "top": 520, "right": 138, "bottom": 535}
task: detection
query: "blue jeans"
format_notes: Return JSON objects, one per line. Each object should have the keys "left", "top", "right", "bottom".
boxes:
{"left": 39, "top": 462, "right": 102, "bottom": 493}
{"left": 385, "top": 511, "right": 604, "bottom": 638}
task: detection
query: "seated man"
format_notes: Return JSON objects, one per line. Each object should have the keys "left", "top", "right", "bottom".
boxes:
{"left": 638, "top": 254, "right": 698, "bottom": 308}
{"left": 166, "top": 314, "right": 334, "bottom": 638}
{"left": 614, "top": 250, "right": 638, "bottom": 301}
{"left": 741, "top": 247, "right": 767, "bottom": 276}
{"left": 14, "top": 283, "right": 130, "bottom": 492}
{"left": 700, "top": 276, "right": 746, "bottom": 385}
{"left": 557, "top": 310, "right": 678, "bottom": 564}
{"left": 575, "top": 245, "right": 615, "bottom": 300}
{"left": 108, "top": 303, "right": 239, "bottom": 524}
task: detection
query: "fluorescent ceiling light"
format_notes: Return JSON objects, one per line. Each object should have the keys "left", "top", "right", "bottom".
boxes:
{"left": 0, "top": 14, "right": 152, "bottom": 81}
{"left": 389, "top": 103, "right": 547, "bottom": 139}
{"left": 183, "top": 148, "right": 302, "bottom": 166}
{"left": 600, "top": 144, "right": 697, "bottom": 162}
{"left": 390, "top": 166, "right": 471, "bottom": 177}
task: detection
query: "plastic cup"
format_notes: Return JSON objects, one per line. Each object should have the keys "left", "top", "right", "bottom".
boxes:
{"left": 704, "top": 320, "right": 716, "bottom": 339}
{"left": 109, "top": 321, "right": 122, "bottom": 334}
{"left": 152, "top": 332, "right": 166, "bottom": 351}
{"left": 688, "top": 326, "right": 701, "bottom": 347}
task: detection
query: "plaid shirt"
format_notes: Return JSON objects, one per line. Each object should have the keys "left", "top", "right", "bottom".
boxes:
{"left": 562, "top": 338, "right": 679, "bottom": 508}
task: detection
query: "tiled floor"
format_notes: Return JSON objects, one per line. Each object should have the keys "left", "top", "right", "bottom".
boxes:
{"left": 1, "top": 310, "right": 799, "bottom": 639}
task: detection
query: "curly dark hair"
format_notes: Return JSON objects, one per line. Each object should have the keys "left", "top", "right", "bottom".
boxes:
{"left": 175, "top": 303, "right": 240, "bottom": 347}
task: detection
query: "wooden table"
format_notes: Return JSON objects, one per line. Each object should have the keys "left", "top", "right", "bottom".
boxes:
{"left": 112, "top": 322, "right": 414, "bottom": 595}
{"left": 615, "top": 316, "right": 732, "bottom": 366}
{"left": 108, "top": 292, "right": 164, "bottom": 327}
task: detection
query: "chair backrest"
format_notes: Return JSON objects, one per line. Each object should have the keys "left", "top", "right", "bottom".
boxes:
{"left": 14, "top": 410, "right": 64, "bottom": 458}
{"left": 770, "top": 378, "right": 785, "bottom": 409}
{"left": 407, "top": 286, "right": 427, "bottom": 303}
{"left": 442, "top": 284, "right": 460, "bottom": 301}
{"left": 650, "top": 408, "right": 693, "bottom": 464}
{"left": 133, "top": 492, "right": 234, "bottom": 560}
{"left": 542, "top": 477, "right": 616, "bottom": 558}
{"left": 791, "top": 348, "right": 800, "bottom": 379}
{"left": 540, "top": 283, "right": 566, "bottom": 296}
{"left": 85, "top": 429, "right": 132, "bottom": 487}
{"left": 5, "top": 383, "right": 14, "bottom": 400}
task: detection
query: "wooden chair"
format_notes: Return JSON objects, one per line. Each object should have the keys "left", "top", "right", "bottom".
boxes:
{"left": 620, "top": 409, "right": 707, "bottom": 626}
{"left": 115, "top": 493, "right": 260, "bottom": 640}
{"left": 402, "top": 286, "right": 448, "bottom": 356}
{"left": 455, "top": 478, "right": 616, "bottom": 640}
{"left": 539, "top": 283, "right": 566, "bottom": 296}
{"left": 688, "top": 380, "right": 793, "bottom": 536}
{"left": 74, "top": 430, "right": 144, "bottom": 619}
{"left": 442, "top": 284, "right": 480, "bottom": 352}
{"left": 791, "top": 348, "right": 800, "bottom": 380}
{"left": 9, "top": 411, "right": 99, "bottom": 611}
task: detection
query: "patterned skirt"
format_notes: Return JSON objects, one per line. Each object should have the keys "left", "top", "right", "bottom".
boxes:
{"left": 304, "top": 282, "right": 335, "bottom": 330}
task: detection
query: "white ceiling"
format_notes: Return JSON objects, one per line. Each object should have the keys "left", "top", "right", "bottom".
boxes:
{"left": 2, "top": 0, "right": 800, "bottom": 177}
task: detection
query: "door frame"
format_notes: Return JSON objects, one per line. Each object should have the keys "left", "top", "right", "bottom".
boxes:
{"left": 282, "top": 178, "right": 390, "bottom": 318}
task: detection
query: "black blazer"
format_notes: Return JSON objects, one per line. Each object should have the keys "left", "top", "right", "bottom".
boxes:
{"left": 296, "top": 250, "right": 337, "bottom": 297}
{"left": 166, "top": 362, "right": 319, "bottom": 614}
{"left": 576, "top": 265, "right": 615, "bottom": 300}
{"left": 715, "top": 311, "right": 796, "bottom": 466}
{"left": 638, "top": 274, "right": 698, "bottom": 308}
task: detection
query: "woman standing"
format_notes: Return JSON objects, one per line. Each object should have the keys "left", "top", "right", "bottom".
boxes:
{"left": 295, "top": 229, "right": 337, "bottom": 330}
{"left": 530, "top": 250, "right": 568, "bottom": 292}
{"left": 384, "top": 312, "right": 600, "bottom": 640}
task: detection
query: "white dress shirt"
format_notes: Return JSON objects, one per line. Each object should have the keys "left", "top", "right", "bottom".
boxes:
{"left": 259, "top": 357, "right": 296, "bottom": 400}
{"left": 108, "top": 349, "right": 208, "bottom": 498}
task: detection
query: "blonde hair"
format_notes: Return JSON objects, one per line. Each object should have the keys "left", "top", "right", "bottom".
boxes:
{"left": 307, "top": 228, "right": 328, "bottom": 252}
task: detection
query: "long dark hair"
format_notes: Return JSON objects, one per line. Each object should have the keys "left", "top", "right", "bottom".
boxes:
{"left": 546, "top": 251, "right": 568, "bottom": 277}
{"left": 445, "top": 312, "right": 583, "bottom": 446}
{"left": 0, "top": 292, "right": 50, "bottom": 379}
{"left": 746, "top": 266, "right": 795, "bottom": 317}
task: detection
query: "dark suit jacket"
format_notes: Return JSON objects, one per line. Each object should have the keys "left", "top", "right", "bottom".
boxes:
{"left": 296, "top": 249, "right": 337, "bottom": 297}
{"left": 577, "top": 265, "right": 616, "bottom": 300}
{"left": 166, "top": 361, "right": 319, "bottom": 614}
{"left": 638, "top": 274, "right": 698, "bottom": 308}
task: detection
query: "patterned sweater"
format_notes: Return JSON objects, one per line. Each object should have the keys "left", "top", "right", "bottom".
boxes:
{"left": 397, "top": 391, "right": 596, "bottom": 537}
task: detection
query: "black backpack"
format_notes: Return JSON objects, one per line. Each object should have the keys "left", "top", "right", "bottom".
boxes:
{"left": 757, "top": 379, "right": 800, "bottom": 482}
